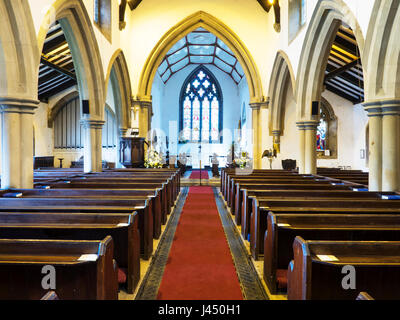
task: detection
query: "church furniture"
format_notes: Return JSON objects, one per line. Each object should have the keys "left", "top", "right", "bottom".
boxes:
{"left": 41, "top": 291, "right": 59, "bottom": 300}
{"left": 356, "top": 292, "right": 374, "bottom": 300}
{"left": 282, "top": 159, "right": 297, "bottom": 171}
{"left": 239, "top": 187, "right": 391, "bottom": 241}
{"left": 0, "top": 236, "right": 117, "bottom": 300}
{"left": 287, "top": 237, "right": 400, "bottom": 300}
{"left": 4, "top": 187, "right": 164, "bottom": 241}
{"left": 251, "top": 198, "right": 400, "bottom": 260}
{"left": 33, "top": 156, "right": 55, "bottom": 169}
{"left": 0, "top": 197, "right": 154, "bottom": 260}
{"left": 58, "top": 158, "right": 64, "bottom": 168}
{"left": 0, "top": 211, "right": 140, "bottom": 294}
{"left": 119, "top": 137, "right": 145, "bottom": 168}
{"left": 264, "top": 212, "right": 400, "bottom": 294}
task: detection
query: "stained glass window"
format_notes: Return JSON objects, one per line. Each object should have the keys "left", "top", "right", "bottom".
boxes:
{"left": 317, "top": 109, "right": 328, "bottom": 151}
{"left": 179, "top": 66, "right": 223, "bottom": 143}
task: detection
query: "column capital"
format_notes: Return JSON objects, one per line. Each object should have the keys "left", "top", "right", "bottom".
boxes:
{"left": 363, "top": 99, "right": 400, "bottom": 117}
{"left": 119, "top": 127, "right": 129, "bottom": 137}
{"left": 132, "top": 97, "right": 152, "bottom": 108}
{"left": 249, "top": 97, "right": 269, "bottom": 110}
{"left": 80, "top": 119, "right": 105, "bottom": 129}
{"left": 272, "top": 130, "right": 281, "bottom": 136}
{"left": 0, "top": 97, "right": 39, "bottom": 114}
{"left": 296, "top": 120, "right": 319, "bottom": 130}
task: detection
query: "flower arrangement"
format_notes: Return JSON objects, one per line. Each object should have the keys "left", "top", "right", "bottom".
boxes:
{"left": 144, "top": 147, "right": 163, "bottom": 168}
{"left": 234, "top": 152, "right": 251, "bottom": 169}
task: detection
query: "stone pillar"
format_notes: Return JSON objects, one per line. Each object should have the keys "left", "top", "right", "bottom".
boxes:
{"left": 250, "top": 101, "right": 268, "bottom": 169}
{"left": 0, "top": 98, "right": 39, "bottom": 189}
{"left": 81, "top": 119, "right": 105, "bottom": 173}
{"left": 364, "top": 102, "right": 383, "bottom": 191}
{"left": 272, "top": 130, "right": 281, "bottom": 154}
{"left": 296, "top": 122, "right": 306, "bottom": 174}
{"left": 133, "top": 99, "right": 152, "bottom": 140}
{"left": 304, "top": 121, "right": 318, "bottom": 175}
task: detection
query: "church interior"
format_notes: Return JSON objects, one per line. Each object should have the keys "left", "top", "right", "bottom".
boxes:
{"left": 0, "top": 0, "right": 399, "bottom": 301}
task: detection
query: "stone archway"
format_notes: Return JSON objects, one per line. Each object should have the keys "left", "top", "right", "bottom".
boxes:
{"left": 0, "top": 0, "right": 40, "bottom": 189}
{"left": 137, "top": 11, "right": 266, "bottom": 168}
{"left": 105, "top": 49, "right": 132, "bottom": 134}
{"left": 268, "top": 51, "right": 296, "bottom": 151}
{"left": 295, "top": 0, "right": 365, "bottom": 174}
{"left": 37, "top": 0, "right": 106, "bottom": 172}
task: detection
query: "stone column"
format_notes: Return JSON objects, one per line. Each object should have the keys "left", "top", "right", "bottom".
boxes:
{"left": 381, "top": 101, "right": 400, "bottom": 191}
{"left": 0, "top": 98, "right": 39, "bottom": 189}
{"left": 250, "top": 101, "right": 268, "bottom": 169}
{"left": 81, "top": 119, "right": 105, "bottom": 173}
{"left": 272, "top": 130, "right": 281, "bottom": 154}
{"left": 133, "top": 99, "right": 152, "bottom": 140}
{"left": 364, "top": 102, "right": 383, "bottom": 191}
{"left": 296, "top": 122, "right": 306, "bottom": 174}
{"left": 304, "top": 121, "right": 318, "bottom": 175}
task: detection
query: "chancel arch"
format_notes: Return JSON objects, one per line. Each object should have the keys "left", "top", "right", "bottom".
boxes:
{"left": 138, "top": 11, "right": 266, "bottom": 168}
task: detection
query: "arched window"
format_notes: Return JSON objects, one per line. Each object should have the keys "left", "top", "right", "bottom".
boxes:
{"left": 316, "top": 98, "right": 338, "bottom": 159}
{"left": 179, "top": 66, "right": 223, "bottom": 143}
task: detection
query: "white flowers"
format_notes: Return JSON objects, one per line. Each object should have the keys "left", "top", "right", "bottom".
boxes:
{"left": 234, "top": 152, "right": 251, "bottom": 169}
{"left": 145, "top": 147, "right": 163, "bottom": 169}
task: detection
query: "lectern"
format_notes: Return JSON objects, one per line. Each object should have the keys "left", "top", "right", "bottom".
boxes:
{"left": 119, "top": 137, "right": 145, "bottom": 168}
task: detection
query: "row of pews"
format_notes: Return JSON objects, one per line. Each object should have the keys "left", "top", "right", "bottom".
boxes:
{"left": 0, "top": 167, "right": 181, "bottom": 300}
{"left": 221, "top": 168, "right": 400, "bottom": 300}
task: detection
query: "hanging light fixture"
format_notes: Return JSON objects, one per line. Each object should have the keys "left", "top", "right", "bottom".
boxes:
{"left": 257, "top": 0, "right": 281, "bottom": 32}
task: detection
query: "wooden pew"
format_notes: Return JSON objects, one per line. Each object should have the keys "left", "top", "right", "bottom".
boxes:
{"left": 0, "top": 211, "right": 140, "bottom": 293}
{"left": 4, "top": 188, "right": 164, "bottom": 241}
{"left": 36, "top": 179, "right": 174, "bottom": 219}
{"left": 287, "top": 237, "right": 400, "bottom": 300}
{"left": 357, "top": 292, "right": 375, "bottom": 300}
{"left": 0, "top": 236, "right": 117, "bottom": 300}
{"left": 238, "top": 185, "right": 368, "bottom": 236}
{"left": 40, "top": 291, "right": 59, "bottom": 300}
{"left": 264, "top": 213, "right": 400, "bottom": 294}
{"left": 251, "top": 198, "right": 400, "bottom": 259}
{"left": 0, "top": 197, "right": 154, "bottom": 260}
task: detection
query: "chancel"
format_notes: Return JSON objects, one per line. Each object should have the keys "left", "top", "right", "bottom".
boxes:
{"left": 0, "top": 0, "right": 399, "bottom": 302}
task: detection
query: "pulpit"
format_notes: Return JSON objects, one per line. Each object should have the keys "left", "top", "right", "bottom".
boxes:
{"left": 119, "top": 137, "right": 145, "bottom": 168}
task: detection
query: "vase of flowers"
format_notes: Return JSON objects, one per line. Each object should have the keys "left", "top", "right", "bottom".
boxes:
{"left": 144, "top": 147, "right": 163, "bottom": 168}
{"left": 234, "top": 152, "right": 251, "bottom": 169}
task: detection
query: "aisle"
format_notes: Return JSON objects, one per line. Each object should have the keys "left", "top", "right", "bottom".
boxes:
{"left": 157, "top": 186, "right": 243, "bottom": 300}
{"left": 189, "top": 169, "right": 210, "bottom": 179}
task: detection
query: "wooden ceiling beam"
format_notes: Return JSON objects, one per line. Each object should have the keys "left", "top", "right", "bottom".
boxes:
{"left": 40, "top": 56, "right": 76, "bottom": 81}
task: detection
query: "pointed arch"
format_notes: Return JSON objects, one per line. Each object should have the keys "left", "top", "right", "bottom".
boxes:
{"left": 363, "top": 0, "right": 400, "bottom": 101}
{"left": 37, "top": 0, "right": 105, "bottom": 119}
{"left": 296, "top": 0, "right": 365, "bottom": 119}
{"left": 0, "top": 0, "right": 39, "bottom": 100}
{"left": 268, "top": 51, "right": 296, "bottom": 136}
{"left": 138, "top": 11, "right": 264, "bottom": 105}
{"left": 105, "top": 49, "right": 133, "bottom": 131}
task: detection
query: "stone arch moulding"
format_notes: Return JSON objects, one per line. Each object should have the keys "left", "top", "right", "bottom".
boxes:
{"left": 268, "top": 50, "right": 296, "bottom": 136}
{"left": 363, "top": 0, "right": 400, "bottom": 101}
{"left": 36, "top": 0, "right": 105, "bottom": 120}
{"left": 138, "top": 10, "right": 265, "bottom": 105}
{"left": 0, "top": 0, "right": 39, "bottom": 100}
{"left": 295, "top": 0, "right": 365, "bottom": 120}
{"left": 48, "top": 91, "right": 80, "bottom": 128}
{"left": 105, "top": 49, "right": 133, "bottom": 132}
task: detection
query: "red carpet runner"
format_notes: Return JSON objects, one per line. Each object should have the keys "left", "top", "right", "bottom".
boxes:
{"left": 157, "top": 186, "right": 243, "bottom": 300}
{"left": 189, "top": 170, "right": 209, "bottom": 180}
